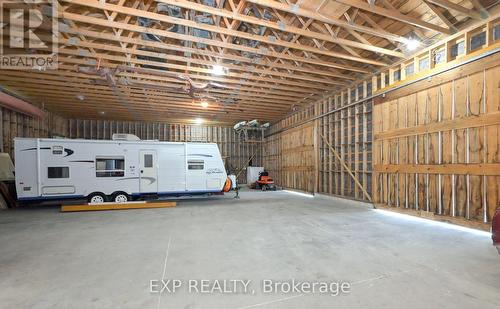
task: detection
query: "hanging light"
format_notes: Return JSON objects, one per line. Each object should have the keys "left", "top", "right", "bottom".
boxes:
{"left": 406, "top": 39, "right": 420, "bottom": 51}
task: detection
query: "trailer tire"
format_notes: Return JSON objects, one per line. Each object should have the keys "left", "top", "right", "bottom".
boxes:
{"left": 112, "top": 192, "right": 129, "bottom": 203}
{"left": 88, "top": 192, "right": 107, "bottom": 204}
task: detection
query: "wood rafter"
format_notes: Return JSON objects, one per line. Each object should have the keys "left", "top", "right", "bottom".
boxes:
{"left": 332, "top": 0, "right": 452, "bottom": 33}
{"left": 426, "top": 0, "right": 484, "bottom": 20}
{"left": 155, "top": 0, "right": 405, "bottom": 57}
{"left": 421, "top": 0, "right": 458, "bottom": 32}
{"left": 62, "top": 0, "right": 389, "bottom": 66}
{"left": 246, "top": 0, "right": 411, "bottom": 42}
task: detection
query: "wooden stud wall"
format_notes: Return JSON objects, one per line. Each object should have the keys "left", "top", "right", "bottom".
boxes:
{"left": 265, "top": 83, "right": 373, "bottom": 199}
{"left": 264, "top": 123, "right": 316, "bottom": 193}
{"left": 68, "top": 119, "right": 170, "bottom": 141}
{"left": 67, "top": 119, "right": 262, "bottom": 184}
{"left": 373, "top": 60, "right": 500, "bottom": 230}
{"left": 0, "top": 108, "right": 68, "bottom": 160}
{"left": 265, "top": 17, "right": 499, "bottom": 206}
{"left": 318, "top": 92, "right": 373, "bottom": 201}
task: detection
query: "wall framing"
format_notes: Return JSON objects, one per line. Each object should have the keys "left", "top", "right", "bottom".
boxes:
{"left": 265, "top": 82, "right": 373, "bottom": 200}
{"left": 264, "top": 16, "right": 499, "bottom": 229}
{"left": 0, "top": 108, "right": 67, "bottom": 159}
{"left": 373, "top": 56, "right": 499, "bottom": 230}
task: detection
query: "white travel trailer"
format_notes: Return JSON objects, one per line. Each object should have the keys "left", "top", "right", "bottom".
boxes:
{"left": 14, "top": 134, "right": 233, "bottom": 203}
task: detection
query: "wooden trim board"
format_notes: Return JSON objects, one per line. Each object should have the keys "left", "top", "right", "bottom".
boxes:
{"left": 374, "top": 163, "right": 500, "bottom": 175}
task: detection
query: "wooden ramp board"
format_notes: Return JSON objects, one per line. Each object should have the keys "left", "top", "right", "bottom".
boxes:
{"left": 61, "top": 201, "right": 176, "bottom": 212}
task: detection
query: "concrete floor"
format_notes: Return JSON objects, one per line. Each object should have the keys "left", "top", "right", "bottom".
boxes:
{"left": 0, "top": 190, "right": 499, "bottom": 309}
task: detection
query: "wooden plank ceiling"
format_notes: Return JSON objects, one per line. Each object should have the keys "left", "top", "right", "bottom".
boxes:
{"left": 0, "top": 0, "right": 495, "bottom": 124}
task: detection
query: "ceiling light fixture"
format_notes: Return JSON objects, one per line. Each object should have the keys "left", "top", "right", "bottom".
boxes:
{"left": 195, "top": 118, "right": 204, "bottom": 125}
{"left": 200, "top": 101, "right": 209, "bottom": 108}
{"left": 406, "top": 39, "right": 420, "bottom": 51}
{"left": 211, "top": 64, "right": 226, "bottom": 76}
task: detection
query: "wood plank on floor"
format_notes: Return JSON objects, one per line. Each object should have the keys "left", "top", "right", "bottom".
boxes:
{"left": 61, "top": 201, "right": 176, "bottom": 212}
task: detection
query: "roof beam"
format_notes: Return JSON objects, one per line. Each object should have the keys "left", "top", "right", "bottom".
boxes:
{"left": 155, "top": 0, "right": 404, "bottom": 58}
{"left": 54, "top": 36, "right": 346, "bottom": 86}
{"left": 59, "top": 11, "right": 372, "bottom": 73}
{"left": 0, "top": 73, "right": 298, "bottom": 110}
{"left": 421, "top": 0, "right": 458, "bottom": 32}
{"left": 56, "top": 54, "right": 321, "bottom": 95}
{"left": 425, "top": 0, "right": 483, "bottom": 20}
{"left": 247, "top": 0, "right": 418, "bottom": 41}
{"left": 58, "top": 24, "right": 353, "bottom": 80}
{"left": 55, "top": 45, "right": 338, "bottom": 90}
{"left": 331, "top": 0, "right": 452, "bottom": 33}
{"left": 468, "top": 0, "right": 489, "bottom": 18}
{"left": 62, "top": 0, "right": 387, "bottom": 66}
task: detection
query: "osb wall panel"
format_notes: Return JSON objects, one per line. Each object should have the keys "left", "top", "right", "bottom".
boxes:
{"left": 67, "top": 119, "right": 262, "bottom": 184}
{"left": 264, "top": 123, "right": 316, "bottom": 193}
{"left": 0, "top": 108, "right": 68, "bottom": 160}
{"left": 373, "top": 63, "right": 500, "bottom": 229}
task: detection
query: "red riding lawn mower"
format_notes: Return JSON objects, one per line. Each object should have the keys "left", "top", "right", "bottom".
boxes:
{"left": 251, "top": 171, "right": 277, "bottom": 191}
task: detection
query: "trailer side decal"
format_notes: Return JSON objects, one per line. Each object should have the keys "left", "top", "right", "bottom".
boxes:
{"left": 116, "top": 176, "right": 156, "bottom": 184}
{"left": 188, "top": 154, "right": 213, "bottom": 157}
{"left": 20, "top": 147, "right": 50, "bottom": 151}
{"left": 63, "top": 148, "right": 74, "bottom": 157}
{"left": 20, "top": 146, "right": 74, "bottom": 157}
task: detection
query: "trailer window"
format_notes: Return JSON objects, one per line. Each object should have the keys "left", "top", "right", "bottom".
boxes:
{"left": 144, "top": 154, "right": 153, "bottom": 168}
{"left": 96, "top": 157, "right": 125, "bottom": 177}
{"left": 48, "top": 167, "right": 69, "bottom": 178}
{"left": 188, "top": 160, "right": 204, "bottom": 170}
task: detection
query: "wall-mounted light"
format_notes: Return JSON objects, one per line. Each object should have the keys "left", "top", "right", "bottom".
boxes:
{"left": 211, "top": 64, "right": 226, "bottom": 76}
{"left": 195, "top": 118, "right": 204, "bottom": 125}
{"left": 200, "top": 101, "right": 209, "bottom": 108}
{"left": 76, "top": 94, "right": 85, "bottom": 101}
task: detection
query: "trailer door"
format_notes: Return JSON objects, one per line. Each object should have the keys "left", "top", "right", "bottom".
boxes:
{"left": 139, "top": 150, "right": 158, "bottom": 193}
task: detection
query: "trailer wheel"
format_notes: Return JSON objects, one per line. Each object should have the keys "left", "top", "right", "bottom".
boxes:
{"left": 88, "top": 192, "right": 107, "bottom": 204}
{"left": 112, "top": 192, "right": 129, "bottom": 203}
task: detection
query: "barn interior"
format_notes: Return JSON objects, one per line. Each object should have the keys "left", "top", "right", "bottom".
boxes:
{"left": 0, "top": 0, "right": 499, "bottom": 308}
